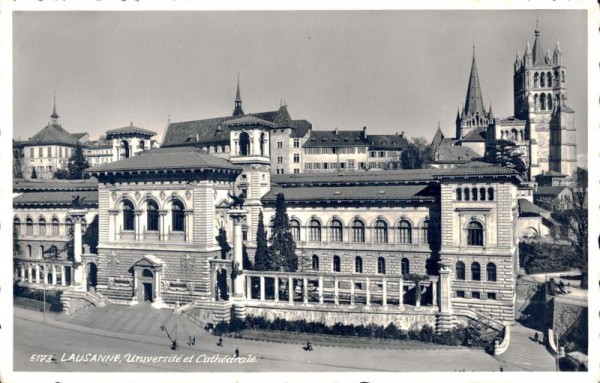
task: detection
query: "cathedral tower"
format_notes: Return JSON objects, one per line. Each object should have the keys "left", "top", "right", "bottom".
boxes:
{"left": 513, "top": 22, "right": 577, "bottom": 178}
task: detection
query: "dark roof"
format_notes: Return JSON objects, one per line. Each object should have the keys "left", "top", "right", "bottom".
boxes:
{"left": 434, "top": 145, "right": 479, "bottom": 164}
{"left": 433, "top": 161, "right": 520, "bottom": 179}
{"left": 535, "top": 186, "right": 568, "bottom": 197}
{"left": 224, "top": 115, "right": 275, "bottom": 128}
{"left": 271, "top": 169, "right": 440, "bottom": 186}
{"left": 367, "top": 134, "right": 409, "bottom": 150}
{"left": 518, "top": 198, "right": 549, "bottom": 215}
{"left": 13, "top": 178, "right": 98, "bottom": 192}
{"left": 463, "top": 53, "right": 488, "bottom": 118}
{"left": 161, "top": 108, "right": 289, "bottom": 147}
{"left": 106, "top": 125, "right": 156, "bottom": 137}
{"left": 14, "top": 190, "right": 98, "bottom": 207}
{"left": 431, "top": 127, "right": 444, "bottom": 147}
{"left": 537, "top": 170, "right": 568, "bottom": 178}
{"left": 262, "top": 184, "right": 434, "bottom": 204}
{"left": 86, "top": 146, "right": 241, "bottom": 174}
{"left": 72, "top": 132, "right": 89, "bottom": 140}
{"left": 459, "top": 126, "right": 487, "bottom": 142}
{"left": 25, "top": 124, "right": 80, "bottom": 147}
{"left": 290, "top": 120, "right": 312, "bottom": 138}
{"left": 303, "top": 130, "right": 368, "bottom": 148}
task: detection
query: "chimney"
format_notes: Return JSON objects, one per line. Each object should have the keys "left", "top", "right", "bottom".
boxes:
{"left": 362, "top": 126, "right": 367, "bottom": 139}
{"left": 334, "top": 127, "right": 338, "bottom": 135}
{"left": 400, "top": 131, "right": 405, "bottom": 138}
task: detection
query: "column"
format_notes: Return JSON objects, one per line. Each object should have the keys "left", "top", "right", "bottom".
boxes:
{"left": 70, "top": 267, "right": 74, "bottom": 285}
{"left": 20, "top": 266, "right": 25, "bottom": 282}
{"left": 28, "top": 264, "right": 32, "bottom": 283}
{"left": 43, "top": 264, "right": 48, "bottom": 285}
{"left": 399, "top": 277, "right": 404, "bottom": 308}
{"left": 274, "top": 276, "right": 279, "bottom": 302}
{"left": 318, "top": 276, "right": 324, "bottom": 304}
{"left": 350, "top": 278, "right": 355, "bottom": 306}
{"left": 52, "top": 264, "right": 57, "bottom": 285}
{"left": 432, "top": 279, "right": 438, "bottom": 307}
{"left": 246, "top": 276, "right": 252, "bottom": 300}
{"left": 365, "top": 277, "right": 371, "bottom": 307}
{"left": 229, "top": 210, "right": 246, "bottom": 298}
{"left": 260, "top": 276, "right": 265, "bottom": 301}
{"left": 184, "top": 211, "right": 193, "bottom": 242}
{"left": 210, "top": 268, "right": 216, "bottom": 301}
{"left": 439, "top": 267, "right": 451, "bottom": 313}
{"left": 61, "top": 265, "right": 66, "bottom": 286}
{"left": 134, "top": 211, "right": 142, "bottom": 241}
{"left": 69, "top": 210, "right": 86, "bottom": 290}
{"left": 334, "top": 277, "right": 339, "bottom": 305}
{"left": 35, "top": 264, "right": 40, "bottom": 284}
{"left": 416, "top": 284, "right": 423, "bottom": 308}
{"left": 302, "top": 277, "right": 308, "bottom": 304}
{"left": 288, "top": 276, "right": 294, "bottom": 304}
{"left": 382, "top": 277, "right": 387, "bottom": 308}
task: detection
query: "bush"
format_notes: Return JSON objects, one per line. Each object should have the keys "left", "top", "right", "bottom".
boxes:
{"left": 14, "top": 284, "right": 63, "bottom": 312}
{"left": 519, "top": 242, "right": 578, "bottom": 274}
{"left": 419, "top": 324, "right": 435, "bottom": 343}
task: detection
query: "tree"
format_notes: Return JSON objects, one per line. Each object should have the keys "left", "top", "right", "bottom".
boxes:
{"left": 268, "top": 193, "right": 297, "bottom": 272}
{"left": 67, "top": 144, "right": 89, "bottom": 180}
{"left": 30, "top": 167, "right": 37, "bottom": 179}
{"left": 54, "top": 169, "right": 69, "bottom": 179}
{"left": 400, "top": 137, "right": 434, "bottom": 169}
{"left": 477, "top": 139, "right": 527, "bottom": 179}
{"left": 13, "top": 156, "right": 23, "bottom": 178}
{"left": 552, "top": 167, "right": 588, "bottom": 288}
{"left": 254, "top": 211, "right": 269, "bottom": 271}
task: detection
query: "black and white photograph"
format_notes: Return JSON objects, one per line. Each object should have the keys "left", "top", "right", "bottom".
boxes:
{"left": 1, "top": 1, "right": 597, "bottom": 382}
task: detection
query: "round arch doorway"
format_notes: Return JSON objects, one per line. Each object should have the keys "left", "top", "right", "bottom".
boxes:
{"left": 141, "top": 269, "right": 154, "bottom": 302}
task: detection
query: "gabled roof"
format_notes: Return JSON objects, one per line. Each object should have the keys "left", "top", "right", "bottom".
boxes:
{"left": 431, "top": 127, "right": 445, "bottom": 147}
{"left": 290, "top": 120, "right": 312, "bottom": 138}
{"left": 459, "top": 126, "right": 487, "bottom": 142}
{"left": 271, "top": 169, "right": 439, "bottom": 187}
{"left": 433, "top": 145, "right": 479, "bottom": 164}
{"left": 25, "top": 124, "right": 81, "bottom": 147}
{"left": 106, "top": 124, "right": 156, "bottom": 137}
{"left": 86, "top": 146, "right": 241, "bottom": 174}
{"left": 303, "top": 130, "right": 368, "bottom": 148}
{"left": 535, "top": 186, "right": 568, "bottom": 197}
{"left": 72, "top": 132, "right": 89, "bottom": 140}
{"left": 433, "top": 161, "right": 520, "bottom": 179}
{"left": 518, "top": 198, "right": 549, "bottom": 216}
{"left": 13, "top": 178, "right": 98, "bottom": 192}
{"left": 367, "top": 134, "right": 410, "bottom": 150}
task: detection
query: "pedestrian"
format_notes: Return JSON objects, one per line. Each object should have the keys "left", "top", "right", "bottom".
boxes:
{"left": 534, "top": 332, "right": 539, "bottom": 343}
{"left": 217, "top": 337, "right": 223, "bottom": 347}
{"left": 234, "top": 347, "right": 239, "bottom": 358}
{"left": 171, "top": 339, "right": 177, "bottom": 351}
{"left": 192, "top": 335, "right": 196, "bottom": 346}
{"left": 188, "top": 335, "right": 193, "bottom": 346}
{"left": 307, "top": 341, "right": 313, "bottom": 351}
{"left": 500, "top": 366, "right": 503, "bottom": 372}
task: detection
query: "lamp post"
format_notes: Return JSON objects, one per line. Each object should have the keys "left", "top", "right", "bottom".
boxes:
{"left": 41, "top": 268, "right": 47, "bottom": 324}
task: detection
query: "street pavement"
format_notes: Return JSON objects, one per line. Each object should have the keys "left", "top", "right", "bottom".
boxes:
{"left": 14, "top": 305, "right": 505, "bottom": 372}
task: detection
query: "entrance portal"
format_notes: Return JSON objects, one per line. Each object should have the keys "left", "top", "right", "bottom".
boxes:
{"left": 143, "top": 282, "right": 153, "bottom": 302}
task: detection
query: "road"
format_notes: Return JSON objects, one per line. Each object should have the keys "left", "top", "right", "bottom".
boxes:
{"left": 13, "top": 311, "right": 505, "bottom": 373}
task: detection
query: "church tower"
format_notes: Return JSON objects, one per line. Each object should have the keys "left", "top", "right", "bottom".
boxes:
{"left": 455, "top": 47, "right": 492, "bottom": 140}
{"left": 513, "top": 22, "right": 577, "bottom": 179}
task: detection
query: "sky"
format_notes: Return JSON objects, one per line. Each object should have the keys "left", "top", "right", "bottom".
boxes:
{"left": 12, "top": 9, "right": 588, "bottom": 165}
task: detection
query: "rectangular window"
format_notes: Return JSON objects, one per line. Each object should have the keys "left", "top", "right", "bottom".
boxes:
{"left": 30, "top": 148, "right": 34, "bottom": 158}
{"left": 487, "top": 292, "right": 496, "bottom": 300}
{"left": 323, "top": 163, "right": 329, "bottom": 170}
{"left": 293, "top": 139, "right": 300, "bottom": 148}
{"left": 293, "top": 169, "right": 300, "bottom": 174}
{"left": 48, "top": 147, "right": 52, "bottom": 157}
{"left": 456, "top": 291, "right": 465, "bottom": 298}
{"left": 369, "top": 151, "right": 376, "bottom": 158}
{"left": 340, "top": 162, "right": 346, "bottom": 169}
{"left": 471, "top": 292, "right": 481, "bottom": 299}
{"left": 277, "top": 157, "right": 283, "bottom": 164}
{"left": 277, "top": 141, "right": 283, "bottom": 149}
{"left": 305, "top": 163, "right": 313, "bottom": 170}
{"left": 379, "top": 151, "right": 385, "bottom": 158}
{"left": 314, "top": 163, "right": 321, "bottom": 170}
{"left": 293, "top": 154, "right": 300, "bottom": 163}
{"left": 39, "top": 147, "right": 43, "bottom": 157}
{"left": 348, "top": 160, "right": 355, "bottom": 169}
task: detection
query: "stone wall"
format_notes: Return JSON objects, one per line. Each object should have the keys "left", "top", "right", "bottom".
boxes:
{"left": 245, "top": 302, "right": 437, "bottom": 330}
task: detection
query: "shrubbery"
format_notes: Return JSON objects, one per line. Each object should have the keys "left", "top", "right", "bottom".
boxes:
{"left": 519, "top": 242, "right": 579, "bottom": 274}
{"left": 13, "top": 283, "right": 63, "bottom": 312}
{"left": 213, "top": 315, "right": 499, "bottom": 351}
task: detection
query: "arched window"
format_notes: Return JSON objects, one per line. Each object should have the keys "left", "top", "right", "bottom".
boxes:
{"left": 398, "top": 220, "right": 412, "bottom": 244}
{"left": 479, "top": 187, "right": 486, "bottom": 201}
{"left": 377, "top": 257, "right": 386, "bottom": 274}
{"left": 333, "top": 256, "right": 341, "bottom": 272}
{"left": 374, "top": 220, "right": 388, "bottom": 243}
{"left": 554, "top": 70, "right": 559, "bottom": 86}
{"left": 26, "top": 218, "right": 33, "bottom": 235}
{"left": 355, "top": 256, "right": 363, "bottom": 273}
{"left": 39, "top": 218, "right": 46, "bottom": 236}
{"left": 123, "top": 200, "right": 135, "bottom": 231}
{"left": 142, "top": 269, "right": 153, "bottom": 278}
{"left": 171, "top": 199, "right": 185, "bottom": 232}
{"left": 13, "top": 218, "right": 20, "bottom": 236}
{"left": 312, "top": 255, "right": 319, "bottom": 271}
{"left": 401, "top": 258, "right": 410, "bottom": 275}
{"left": 138, "top": 140, "right": 145, "bottom": 150}
{"left": 421, "top": 220, "right": 430, "bottom": 244}
{"left": 239, "top": 132, "right": 250, "bottom": 156}
{"left": 534, "top": 94, "right": 539, "bottom": 111}
{"left": 147, "top": 200, "right": 159, "bottom": 231}
{"left": 487, "top": 187, "right": 494, "bottom": 201}
{"left": 456, "top": 261, "right": 465, "bottom": 280}
{"left": 464, "top": 188, "right": 470, "bottom": 201}
{"left": 540, "top": 93, "right": 546, "bottom": 110}
{"left": 467, "top": 221, "right": 484, "bottom": 246}
{"left": 456, "top": 188, "right": 462, "bottom": 201}
{"left": 120, "top": 140, "right": 130, "bottom": 159}
{"left": 40, "top": 245, "right": 45, "bottom": 257}
{"left": 471, "top": 262, "right": 481, "bottom": 281}
{"left": 486, "top": 263, "right": 497, "bottom": 282}
{"left": 52, "top": 218, "right": 59, "bottom": 236}
{"left": 540, "top": 72, "right": 545, "bottom": 87}
{"left": 290, "top": 219, "right": 300, "bottom": 241}
{"left": 534, "top": 72, "right": 539, "bottom": 87}
{"left": 27, "top": 245, "right": 32, "bottom": 257}
{"left": 472, "top": 187, "right": 478, "bottom": 201}
{"left": 352, "top": 219, "right": 365, "bottom": 243}
{"left": 519, "top": 130, "right": 524, "bottom": 141}
{"left": 547, "top": 93, "right": 553, "bottom": 110}
{"left": 309, "top": 219, "right": 321, "bottom": 242}
{"left": 330, "top": 219, "right": 343, "bottom": 242}
{"left": 547, "top": 71, "right": 552, "bottom": 87}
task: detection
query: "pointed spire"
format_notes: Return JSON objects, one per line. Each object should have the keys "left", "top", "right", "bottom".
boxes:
{"left": 50, "top": 91, "right": 60, "bottom": 125}
{"left": 463, "top": 47, "right": 486, "bottom": 118}
{"left": 432, "top": 122, "right": 444, "bottom": 147}
{"left": 525, "top": 40, "right": 531, "bottom": 55}
{"left": 232, "top": 74, "right": 244, "bottom": 116}
{"left": 488, "top": 104, "right": 494, "bottom": 120}
{"left": 532, "top": 20, "right": 545, "bottom": 65}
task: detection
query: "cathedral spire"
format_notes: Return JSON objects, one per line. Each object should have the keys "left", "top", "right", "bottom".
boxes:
{"left": 531, "top": 20, "right": 545, "bottom": 65}
{"left": 463, "top": 47, "right": 486, "bottom": 118}
{"left": 233, "top": 74, "right": 244, "bottom": 116}
{"left": 50, "top": 91, "right": 60, "bottom": 125}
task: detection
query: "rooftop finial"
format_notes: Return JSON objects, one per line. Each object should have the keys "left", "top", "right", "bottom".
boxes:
{"left": 50, "top": 91, "right": 60, "bottom": 124}
{"left": 233, "top": 73, "right": 244, "bottom": 116}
